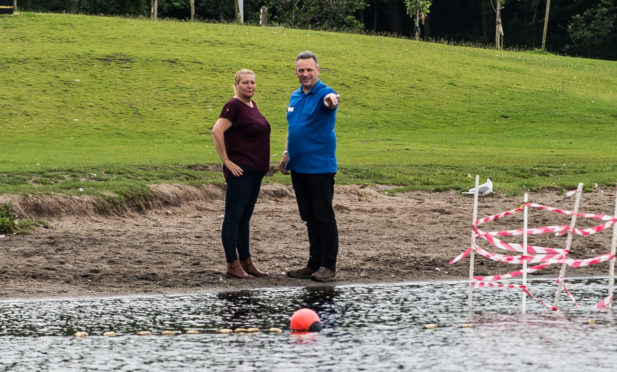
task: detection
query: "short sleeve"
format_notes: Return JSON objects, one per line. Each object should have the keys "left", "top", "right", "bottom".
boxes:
{"left": 219, "top": 100, "right": 238, "bottom": 124}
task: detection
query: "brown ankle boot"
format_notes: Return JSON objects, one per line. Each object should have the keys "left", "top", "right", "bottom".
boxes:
{"left": 240, "top": 258, "right": 268, "bottom": 277}
{"left": 226, "top": 260, "right": 254, "bottom": 279}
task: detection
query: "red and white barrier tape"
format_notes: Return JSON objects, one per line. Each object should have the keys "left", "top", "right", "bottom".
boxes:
{"left": 529, "top": 203, "right": 617, "bottom": 222}
{"left": 449, "top": 247, "right": 472, "bottom": 265}
{"left": 483, "top": 224, "right": 571, "bottom": 237}
{"left": 475, "top": 203, "right": 617, "bottom": 237}
{"left": 471, "top": 280, "right": 555, "bottom": 309}
{"left": 475, "top": 206, "right": 524, "bottom": 226}
{"left": 557, "top": 277, "right": 580, "bottom": 308}
{"left": 471, "top": 243, "right": 615, "bottom": 267}
{"left": 473, "top": 227, "right": 564, "bottom": 254}
{"left": 473, "top": 263, "right": 549, "bottom": 282}
{"left": 472, "top": 245, "right": 567, "bottom": 265}
{"left": 565, "top": 189, "right": 578, "bottom": 197}
{"left": 567, "top": 252, "right": 615, "bottom": 268}
{"left": 596, "top": 295, "right": 613, "bottom": 310}
{"left": 452, "top": 200, "right": 617, "bottom": 311}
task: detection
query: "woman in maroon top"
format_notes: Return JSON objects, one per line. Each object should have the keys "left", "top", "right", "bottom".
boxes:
{"left": 212, "top": 69, "right": 271, "bottom": 279}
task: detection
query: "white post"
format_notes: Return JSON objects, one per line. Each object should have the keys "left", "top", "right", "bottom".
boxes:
{"left": 553, "top": 183, "right": 584, "bottom": 308}
{"left": 238, "top": 0, "right": 244, "bottom": 23}
{"left": 522, "top": 193, "right": 529, "bottom": 314}
{"left": 607, "top": 184, "right": 617, "bottom": 308}
{"left": 468, "top": 175, "right": 480, "bottom": 315}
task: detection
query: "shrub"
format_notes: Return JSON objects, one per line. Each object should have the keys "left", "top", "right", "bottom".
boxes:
{"left": 0, "top": 203, "right": 48, "bottom": 234}
{"left": 0, "top": 203, "right": 17, "bottom": 234}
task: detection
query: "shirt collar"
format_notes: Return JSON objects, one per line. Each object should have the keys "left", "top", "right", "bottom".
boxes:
{"left": 299, "top": 79, "right": 323, "bottom": 95}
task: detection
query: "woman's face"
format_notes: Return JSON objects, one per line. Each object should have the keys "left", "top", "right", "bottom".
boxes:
{"left": 235, "top": 74, "right": 256, "bottom": 99}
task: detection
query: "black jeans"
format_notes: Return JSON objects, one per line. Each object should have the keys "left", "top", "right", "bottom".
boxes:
{"left": 222, "top": 166, "right": 265, "bottom": 263}
{"left": 291, "top": 171, "right": 339, "bottom": 271}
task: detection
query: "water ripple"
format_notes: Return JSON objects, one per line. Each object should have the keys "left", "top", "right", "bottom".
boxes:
{"left": 1, "top": 278, "right": 616, "bottom": 371}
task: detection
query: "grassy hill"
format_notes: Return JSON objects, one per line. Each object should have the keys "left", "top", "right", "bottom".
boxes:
{"left": 1, "top": 12, "right": 617, "bottom": 199}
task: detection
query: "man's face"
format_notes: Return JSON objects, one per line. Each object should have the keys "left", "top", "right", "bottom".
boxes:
{"left": 295, "top": 58, "right": 320, "bottom": 92}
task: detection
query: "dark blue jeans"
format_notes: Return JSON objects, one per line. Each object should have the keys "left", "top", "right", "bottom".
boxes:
{"left": 291, "top": 171, "right": 339, "bottom": 271}
{"left": 222, "top": 166, "right": 266, "bottom": 263}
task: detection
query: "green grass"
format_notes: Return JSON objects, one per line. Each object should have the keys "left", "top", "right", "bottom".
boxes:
{"left": 1, "top": 12, "right": 617, "bottom": 200}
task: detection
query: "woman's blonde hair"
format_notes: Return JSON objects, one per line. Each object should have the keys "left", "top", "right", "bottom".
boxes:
{"left": 235, "top": 69, "right": 255, "bottom": 84}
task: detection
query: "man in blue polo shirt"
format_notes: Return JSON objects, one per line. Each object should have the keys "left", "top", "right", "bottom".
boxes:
{"left": 279, "top": 51, "right": 341, "bottom": 282}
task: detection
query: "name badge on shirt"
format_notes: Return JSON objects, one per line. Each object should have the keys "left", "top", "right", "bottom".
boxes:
{"left": 287, "top": 107, "right": 294, "bottom": 112}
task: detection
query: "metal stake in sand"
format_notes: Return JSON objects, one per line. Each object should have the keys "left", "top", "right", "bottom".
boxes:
{"left": 553, "top": 182, "right": 584, "bottom": 308}
{"left": 467, "top": 175, "right": 480, "bottom": 315}
{"left": 607, "top": 184, "right": 617, "bottom": 309}
{"left": 522, "top": 193, "right": 529, "bottom": 315}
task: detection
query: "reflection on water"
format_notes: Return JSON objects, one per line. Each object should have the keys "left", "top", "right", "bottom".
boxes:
{"left": 1, "top": 278, "right": 617, "bottom": 371}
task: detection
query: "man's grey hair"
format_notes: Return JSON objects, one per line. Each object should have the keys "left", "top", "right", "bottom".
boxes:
{"left": 296, "top": 51, "right": 319, "bottom": 67}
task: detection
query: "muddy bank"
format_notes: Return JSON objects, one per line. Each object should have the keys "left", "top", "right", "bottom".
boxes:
{"left": 1, "top": 184, "right": 616, "bottom": 299}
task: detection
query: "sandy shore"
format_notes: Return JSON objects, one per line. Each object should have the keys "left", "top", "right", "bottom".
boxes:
{"left": 1, "top": 183, "right": 615, "bottom": 299}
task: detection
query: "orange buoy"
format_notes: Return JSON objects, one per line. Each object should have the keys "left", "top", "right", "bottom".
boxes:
{"left": 290, "top": 308, "right": 322, "bottom": 332}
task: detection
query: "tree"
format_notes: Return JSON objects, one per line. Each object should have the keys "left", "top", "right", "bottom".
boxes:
{"left": 566, "top": 0, "right": 617, "bottom": 59}
{"left": 157, "top": 0, "right": 200, "bottom": 20}
{"left": 254, "top": 0, "right": 366, "bottom": 31}
{"left": 404, "top": 0, "right": 431, "bottom": 40}
{"left": 78, "top": 0, "right": 148, "bottom": 15}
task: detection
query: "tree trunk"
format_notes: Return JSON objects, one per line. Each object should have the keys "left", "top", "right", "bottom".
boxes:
{"left": 13, "top": 0, "right": 16, "bottom": 10}
{"left": 69, "top": 0, "right": 78, "bottom": 13}
{"left": 495, "top": 0, "right": 502, "bottom": 49}
{"left": 190, "top": 0, "right": 195, "bottom": 21}
{"left": 541, "top": 0, "right": 551, "bottom": 50}
{"left": 423, "top": 13, "right": 430, "bottom": 39}
{"left": 415, "top": 8, "right": 420, "bottom": 40}
{"left": 530, "top": 0, "right": 541, "bottom": 26}
{"left": 234, "top": 0, "right": 243, "bottom": 23}
{"left": 373, "top": 0, "right": 377, "bottom": 31}
{"left": 480, "top": 0, "right": 492, "bottom": 42}
{"left": 385, "top": 0, "right": 403, "bottom": 35}
{"left": 151, "top": 0, "right": 158, "bottom": 20}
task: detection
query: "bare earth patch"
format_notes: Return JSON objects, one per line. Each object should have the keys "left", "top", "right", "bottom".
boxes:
{"left": 1, "top": 184, "right": 615, "bottom": 299}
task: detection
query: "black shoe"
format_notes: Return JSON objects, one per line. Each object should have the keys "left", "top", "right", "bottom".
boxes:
{"left": 310, "top": 267, "right": 336, "bottom": 282}
{"left": 286, "top": 266, "right": 318, "bottom": 279}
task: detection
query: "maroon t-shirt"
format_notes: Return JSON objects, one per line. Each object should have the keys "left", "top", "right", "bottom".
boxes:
{"left": 219, "top": 98, "right": 271, "bottom": 178}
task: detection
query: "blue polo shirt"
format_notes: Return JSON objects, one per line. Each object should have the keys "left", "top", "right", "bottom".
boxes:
{"left": 286, "top": 80, "right": 338, "bottom": 174}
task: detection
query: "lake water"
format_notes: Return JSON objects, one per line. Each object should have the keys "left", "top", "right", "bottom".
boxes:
{"left": 1, "top": 278, "right": 617, "bottom": 371}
